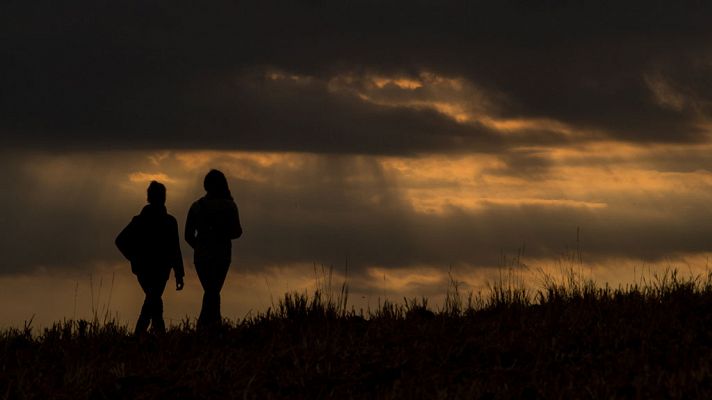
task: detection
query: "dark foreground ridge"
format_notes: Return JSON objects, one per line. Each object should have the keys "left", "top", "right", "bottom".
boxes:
{"left": 2, "top": 270, "right": 712, "bottom": 399}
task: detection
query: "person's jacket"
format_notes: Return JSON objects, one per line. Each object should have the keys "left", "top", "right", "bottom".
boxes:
{"left": 115, "top": 204, "right": 184, "bottom": 279}
{"left": 185, "top": 195, "right": 242, "bottom": 265}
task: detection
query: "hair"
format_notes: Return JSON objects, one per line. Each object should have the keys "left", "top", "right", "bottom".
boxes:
{"left": 147, "top": 181, "right": 166, "bottom": 205}
{"left": 204, "top": 169, "right": 232, "bottom": 199}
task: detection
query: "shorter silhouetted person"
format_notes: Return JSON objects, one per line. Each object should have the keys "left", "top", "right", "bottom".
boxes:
{"left": 185, "top": 169, "right": 242, "bottom": 328}
{"left": 116, "top": 181, "right": 184, "bottom": 335}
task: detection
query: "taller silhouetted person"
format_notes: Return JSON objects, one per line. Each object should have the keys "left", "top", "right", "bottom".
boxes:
{"left": 116, "top": 181, "right": 184, "bottom": 335}
{"left": 185, "top": 169, "right": 243, "bottom": 328}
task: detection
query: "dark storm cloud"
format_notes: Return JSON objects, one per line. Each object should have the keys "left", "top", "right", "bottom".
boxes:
{"left": 1, "top": 68, "right": 505, "bottom": 154}
{"left": 3, "top": 0, "right": 712, "bottom": 153}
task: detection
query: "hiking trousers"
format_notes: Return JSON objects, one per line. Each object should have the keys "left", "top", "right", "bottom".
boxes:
{"left": 136, "top": 273, "right": 168, "bottom": 334}
{"left": 195, "top": 261, "right": 230, "bottom": 327}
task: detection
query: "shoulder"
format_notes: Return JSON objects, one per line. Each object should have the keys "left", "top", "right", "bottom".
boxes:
{"left": 189, "top": 199, "right": 204, "bottom": 212}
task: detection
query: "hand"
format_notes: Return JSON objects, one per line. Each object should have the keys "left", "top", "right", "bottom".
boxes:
{"left": 176, "top": 277, "right": 184, "bottom": 291}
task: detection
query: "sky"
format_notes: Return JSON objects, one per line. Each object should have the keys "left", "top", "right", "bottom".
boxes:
{"left": 2, "top": 0, "right": 712, "bottom": 327}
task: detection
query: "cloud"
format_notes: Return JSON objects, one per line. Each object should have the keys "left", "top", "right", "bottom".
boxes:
{"left": 3, "top": 1, "right": 712, "bottom": 154}
{"left": 3, "top": 149, "right": 712, "bottom": 277}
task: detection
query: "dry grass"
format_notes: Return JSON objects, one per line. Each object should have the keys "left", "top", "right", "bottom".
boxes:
{"left": 2, "top": 267, "right": 712, "bottom": 399}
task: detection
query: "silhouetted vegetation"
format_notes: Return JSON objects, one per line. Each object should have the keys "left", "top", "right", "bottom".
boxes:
{"left": 2, "top": 268, "right": 712, "bottom": 399}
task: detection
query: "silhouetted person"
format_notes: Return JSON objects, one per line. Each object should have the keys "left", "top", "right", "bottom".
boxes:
{"left": 116, "top": 181, "right": 184, "bottom": 335}
{"left": 185, "top": 169, "right": 242, "bottom": 328}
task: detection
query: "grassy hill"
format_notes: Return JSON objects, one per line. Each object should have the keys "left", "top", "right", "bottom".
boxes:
{"left": 2, "top": 269, "right": 712, "bottom": 399}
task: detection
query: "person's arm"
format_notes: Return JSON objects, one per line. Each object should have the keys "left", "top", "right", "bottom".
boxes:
{"left": 230, "top": 202, "right": 243, "bottom": 239}
{"left": 171, "top": 217, "right": 185, "bottom": 290}
{"left": 115, "top": 217, "right": 137, "bottom": 261}
{"left": 184, "top": 203, "right": 197, "bottom": 249}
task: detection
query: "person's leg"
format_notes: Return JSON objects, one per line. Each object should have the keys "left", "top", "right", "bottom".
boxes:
{"left": 148, "top": 277, "right": 168, "bottom": 333}
{"left": 210, "top": 262, "right": 230, "bottom": 324}
{"left": 137, "top": 273, "right": 168, "bottom": 334}
{"left": 197, "top": 264, "right": 221, "bottom": 327}
{"left": 150, "top": 295, "right": 166, "bottom": 333}
{"left": 200, "top": 290, "right": 219, "bottom": 326}
{"left": 135, "top": 275, "right": 152, "bottom": 335}
{"left": 196, "top": 264, "right": 208, "bottom": 327}
{"left": 196, "top": 262, "right": 230, "bottom": 327}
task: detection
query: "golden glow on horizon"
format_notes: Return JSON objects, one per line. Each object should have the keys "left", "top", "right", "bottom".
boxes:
{"left": 4, "top": 252, "right": 711, "bottom": 328}
{"left": 365, "top": 266, "right": 445, "bottom": 291}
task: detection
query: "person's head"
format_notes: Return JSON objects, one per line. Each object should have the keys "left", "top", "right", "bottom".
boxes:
{"left": 204, "top": 169, "right": 232, "bottom": 199}
{"left": 147, "top": 181, "right": 166, "bottom": 205}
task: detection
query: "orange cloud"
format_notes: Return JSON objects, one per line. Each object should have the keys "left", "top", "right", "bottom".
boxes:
{"left": 128, "top": 172, "right": 175, "bottom": 184}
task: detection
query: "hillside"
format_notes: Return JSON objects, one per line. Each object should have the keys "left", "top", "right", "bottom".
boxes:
{"left": 2, "top": 270, "right": 712, "bottom": 399}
